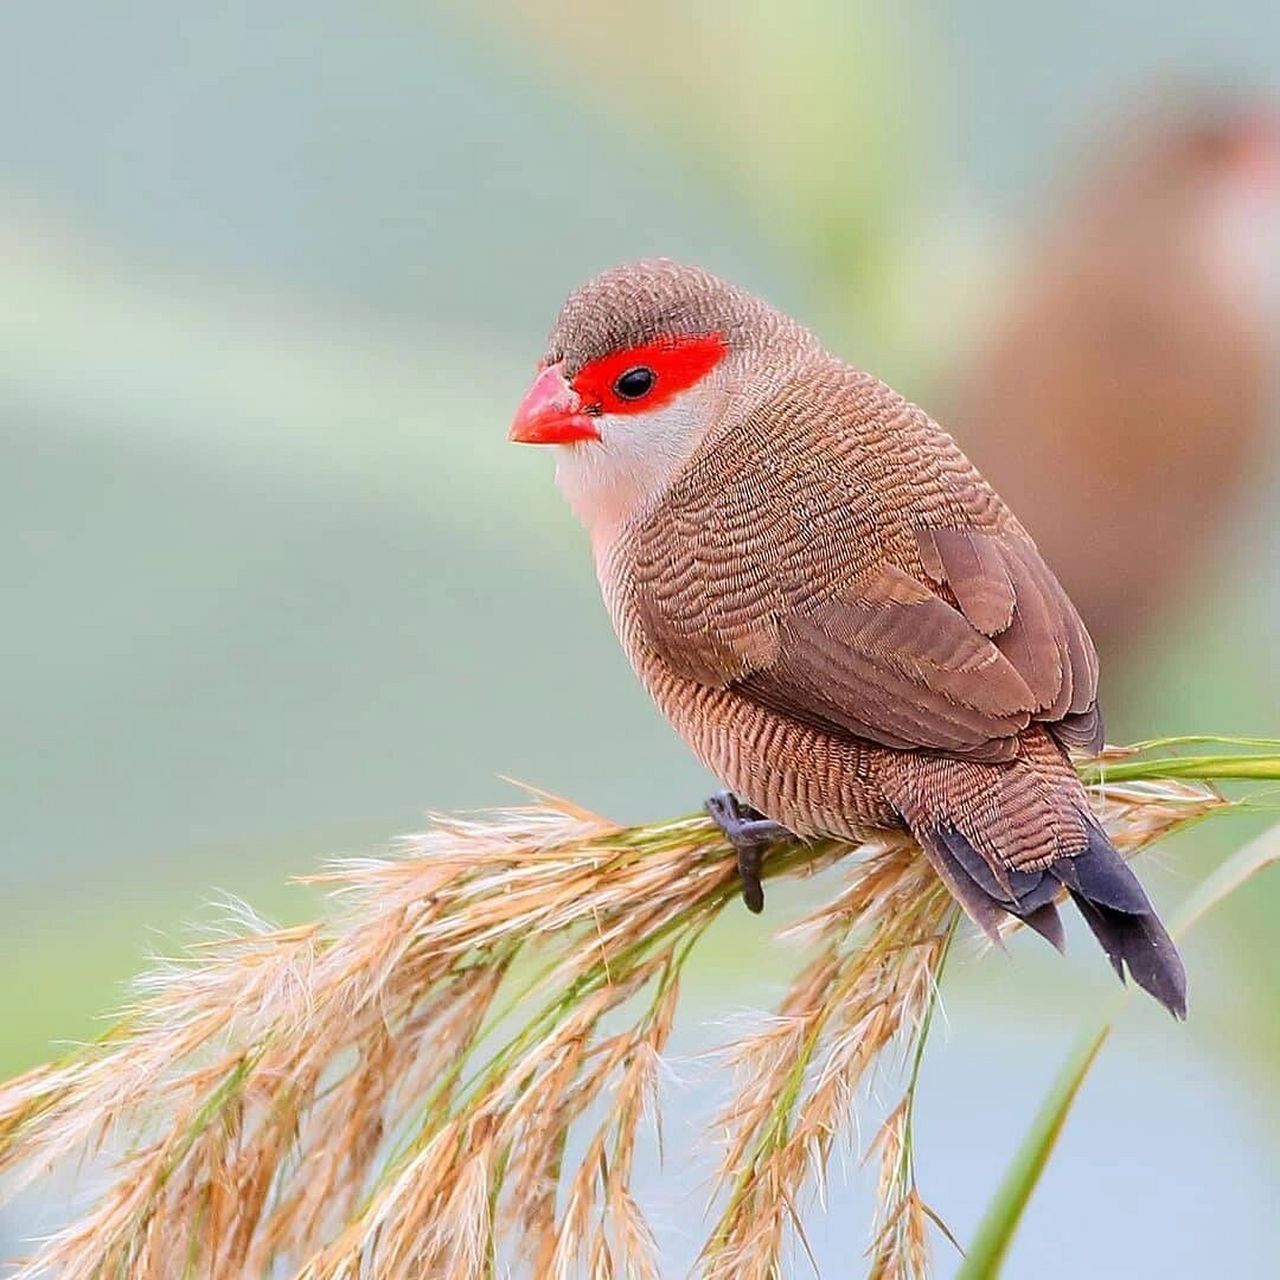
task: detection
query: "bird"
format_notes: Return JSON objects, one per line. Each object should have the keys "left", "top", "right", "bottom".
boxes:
{"left": 945, "top": 96, "right": 1280, "bottom": 668}
{"left": 509, "top": 259, "right": 1187, "bottom": 1018}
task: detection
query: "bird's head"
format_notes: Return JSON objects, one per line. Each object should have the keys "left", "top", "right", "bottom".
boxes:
{"left": 1080, "top": 96, "right": 1280, "bottom": 322}
{"left": 1193, "top": 106, "right": 1280, "bottom": 323}
{"left": 509, "top": 260, "right": 815, "bottom": 546}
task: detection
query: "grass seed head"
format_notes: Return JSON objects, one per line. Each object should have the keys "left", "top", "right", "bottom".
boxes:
{"left": 0, "top": 771, "right": 1230, "bottom": 1277}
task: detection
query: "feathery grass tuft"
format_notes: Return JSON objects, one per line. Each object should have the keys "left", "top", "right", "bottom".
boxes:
{"left": 1, "top": 742, "right": 1275, "bottom": 1278}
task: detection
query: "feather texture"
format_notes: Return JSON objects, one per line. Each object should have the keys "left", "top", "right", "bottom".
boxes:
{"left": 625, "top": 366, "right": 1099, "bottom": 760}
{"left": 539, "top": 259, "right": 1183, "bottom": 1015}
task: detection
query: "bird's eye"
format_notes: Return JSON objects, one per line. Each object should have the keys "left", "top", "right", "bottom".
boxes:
{"left": 613, "top": 366, "right": 656, "bottom": 400}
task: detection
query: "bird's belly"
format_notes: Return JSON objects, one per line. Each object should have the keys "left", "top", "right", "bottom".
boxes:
{"left": 636, "top": 650, "right": 900, "bottom": 839}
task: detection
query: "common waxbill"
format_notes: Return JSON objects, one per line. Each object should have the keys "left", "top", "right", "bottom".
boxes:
{"left": 510, "top": 259, "right": 1186, "bottom": 1017}
{"left": 947, "top": 98, "right": 1280, "bottom": 664}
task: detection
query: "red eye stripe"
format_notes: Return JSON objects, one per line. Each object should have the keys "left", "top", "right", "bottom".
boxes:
{"left": 571, "top": 332, "right": 728, "bottom": 417}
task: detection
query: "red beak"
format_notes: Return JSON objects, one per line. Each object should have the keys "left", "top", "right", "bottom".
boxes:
{"left": 509, "top": 363, "right": 600, "bottom": 445}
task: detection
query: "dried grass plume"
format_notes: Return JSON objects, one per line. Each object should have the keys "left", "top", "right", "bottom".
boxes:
{"left": 0, "top": 755, "right": 1237, "bottom": 1279}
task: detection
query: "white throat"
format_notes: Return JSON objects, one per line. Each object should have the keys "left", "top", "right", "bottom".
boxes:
{"left": 553, "top": 382, "right": 727, "bottom": 560}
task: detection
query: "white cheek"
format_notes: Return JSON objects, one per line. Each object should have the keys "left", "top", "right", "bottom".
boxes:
{"left": 553, "top": 388, "right": 719, "bottom": 550}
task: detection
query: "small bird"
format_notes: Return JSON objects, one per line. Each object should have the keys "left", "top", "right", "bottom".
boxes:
{"left": 510, "top": 260, "right": 1186, "bottom": 1017}
{"left": 946, "top": 98, "right": 1280, "bottom": 664}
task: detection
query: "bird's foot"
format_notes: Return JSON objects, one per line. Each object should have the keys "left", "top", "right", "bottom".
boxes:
{"left": 705, "top": 791, "right": 793, "bottom": 914}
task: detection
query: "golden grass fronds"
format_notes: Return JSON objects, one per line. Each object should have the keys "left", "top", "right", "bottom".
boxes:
{"left": 0, "top": 773, "right": 1225, "bottom": 1279}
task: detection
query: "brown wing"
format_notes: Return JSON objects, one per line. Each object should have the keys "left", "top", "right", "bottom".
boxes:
{"left": 917, "top": 526, "right": 1101, "bottom": 752}
{"left": 626, "top": 371, "right": 1102, "bottom": 760}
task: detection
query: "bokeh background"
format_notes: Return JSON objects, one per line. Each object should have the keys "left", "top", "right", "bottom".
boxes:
{"left": 4, "top": 2, "right": 1280, "bottom": 1274}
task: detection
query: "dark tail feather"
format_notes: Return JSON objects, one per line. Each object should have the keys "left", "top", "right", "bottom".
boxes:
{"left": 914, "top": 824, "right": 1009, "bottom": 948}
{"left": 1053, "top": 827, "right": 1188, "bottom": 1019}
{"left": 912, "top": 820, "right": 1187, "bottom": 1019}
{"left": 1022, "top": 902, "right": 1066, "bottom": 953}
{"left": 914, "top": 824, "right": 1063, "bottom": 951}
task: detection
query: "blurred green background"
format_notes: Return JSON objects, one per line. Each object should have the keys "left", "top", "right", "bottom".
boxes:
{"left": 3, "top": 2, "right": 1279, "bottom": 1275}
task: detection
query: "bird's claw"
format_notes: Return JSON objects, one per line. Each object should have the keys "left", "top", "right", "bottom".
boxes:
{"left": 705, "top": 791, "right": 792, "bottom": 914}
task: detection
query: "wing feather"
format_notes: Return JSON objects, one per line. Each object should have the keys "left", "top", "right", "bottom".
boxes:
{"left": 625, "top": 376, "right": 1102, "bottom": 758}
